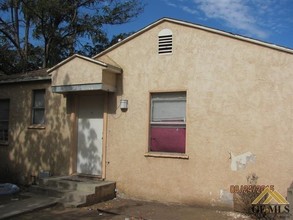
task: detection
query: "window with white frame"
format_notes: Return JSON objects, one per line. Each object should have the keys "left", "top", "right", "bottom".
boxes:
{"left": 0, "top": 99, "right": 9, "bottom": 145}
{"left": 149, "top": 92, "right": 186, "bottom": 153}
{"left": 32, "top": 89, "right": 45, "bottom": 125}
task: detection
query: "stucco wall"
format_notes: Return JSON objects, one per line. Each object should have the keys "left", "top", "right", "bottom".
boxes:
{"left": 97, "top": 21, "right": 293, "bottom": 206}
{"left": 51, "top": 57, "right": 103, "bottom": 86}
{"left": 0, "top": 81, "right": 72, "bottom": 183}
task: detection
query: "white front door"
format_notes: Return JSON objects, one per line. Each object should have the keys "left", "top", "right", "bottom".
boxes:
{"left": 77, "top": 95, "right": 104, "bottom": 176}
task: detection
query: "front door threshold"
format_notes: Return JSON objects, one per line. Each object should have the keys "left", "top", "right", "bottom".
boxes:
{"left": 71, "top": 173, "right": 103, "bottom": 181}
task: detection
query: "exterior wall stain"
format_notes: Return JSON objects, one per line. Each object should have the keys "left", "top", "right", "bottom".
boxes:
{"left": 229, "top": 151, "right": 256, "bottom": 171}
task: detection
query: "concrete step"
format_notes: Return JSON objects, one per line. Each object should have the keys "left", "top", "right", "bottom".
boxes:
{"left": 61, "top": 190, "right": 89, "bottom": 204}
{"left": 39, "top": 176, "right": 109, "bottom": 192}
{"left": 33, "top": 176, "right": 116, "bottom": 207}
{"left": 62, "top": 182, "right": 116, "bottom": 207}
{"left": 29, "top": 185, "right": 72, "bottom": 198}
{"left": 39, "top": 177, "right": 82, "bottom": 191}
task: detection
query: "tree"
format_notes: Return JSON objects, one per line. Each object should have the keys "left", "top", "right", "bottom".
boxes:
{"left": 79, "top": 32, "right": 134, "bottom": 57}
{"left": 0, "top": 0, "right": 144, "bottom": 74}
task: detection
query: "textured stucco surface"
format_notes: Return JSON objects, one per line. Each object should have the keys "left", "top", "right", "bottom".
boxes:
{"left": 50, "top": 56, "right": 117, "bottom": 91}
{"left": 0, "top": 81, "right": 73, "bottom": 183}
{"left": 96, "top": 21, "right": 293, "bottom": 206}
{"left": 51, "top": 57, "right": 103, "bottom": 86}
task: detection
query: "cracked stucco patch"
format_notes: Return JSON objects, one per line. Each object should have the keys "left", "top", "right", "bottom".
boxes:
{"left": 229, "top": 151, "right": 256, "bottom": 171}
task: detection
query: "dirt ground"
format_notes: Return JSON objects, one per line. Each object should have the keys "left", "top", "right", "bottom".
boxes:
{"left": 8, "top": 197, "right": 252, "bottom": 220}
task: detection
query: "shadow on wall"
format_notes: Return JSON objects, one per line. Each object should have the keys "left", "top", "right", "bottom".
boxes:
{"left": 108, "top": 74, "right": 123, "bottom": 114}
{"left": 0, "top": 62, "right": 118, "bottom": 184}
{"left": 77, "top": 118, "right": 101, "bottom": 175}
{"left": 0, "top": 81, "right": 72, "bottom": 185}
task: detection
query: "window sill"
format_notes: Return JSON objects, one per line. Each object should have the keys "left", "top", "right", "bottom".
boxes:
{"left": 28, "top": 125, "right": 46, "bottom": 129}
{"left": 144, "top": 152, "right": 189, "bottom": 159}
{"left": 0, "top": 142, "right": 9, "bottom": 146}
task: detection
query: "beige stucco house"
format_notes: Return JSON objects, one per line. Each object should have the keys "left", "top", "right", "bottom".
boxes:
{"left": 1, "top": 18, "right": 293, "bottom": 208}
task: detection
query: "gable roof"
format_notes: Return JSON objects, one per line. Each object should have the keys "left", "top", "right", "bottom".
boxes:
{"left": 93, "top": 17, "right": 293, "bottom": 59}
{"left": 0, "top": 68, "right": 50, "bottom": 84}
{"left": 47, "top": 54, "right": 122, "bottom": 74}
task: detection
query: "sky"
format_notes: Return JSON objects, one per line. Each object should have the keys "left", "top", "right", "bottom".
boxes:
{"left": 104, "top": 0, "right": 293, "bottom": 49}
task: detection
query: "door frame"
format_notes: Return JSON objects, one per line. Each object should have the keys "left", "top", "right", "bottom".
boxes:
{"left": 69, "top": 92, "right": 108, "bottom": 179}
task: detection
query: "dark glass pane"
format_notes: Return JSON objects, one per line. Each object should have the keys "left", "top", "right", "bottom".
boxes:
{"left": 33, "top": 109, "right": 45, "bottom": 124}
{"left": 0, "top": 100, "right": 9, "bottom": 121}
{"left": 34, "top": 90, "right": 45, "bottom": 108}
{"left": 0, "top": 125, "right": 8, "bottom": 141}
{"left": 0, "top": 121, "right": 8, "bottom": 129}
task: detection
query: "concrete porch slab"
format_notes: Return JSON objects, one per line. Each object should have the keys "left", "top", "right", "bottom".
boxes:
{"left": 0, "top": 192, "right": 59, "bottom": 219}
{"left": 31, "top": 175, "right": 116, "bottom": 207}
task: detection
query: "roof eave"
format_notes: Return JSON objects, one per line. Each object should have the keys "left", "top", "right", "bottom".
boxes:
{"left": 0, "top": 76, "right": 51, "bottom": 84}
{"left": 93, "top": 17, "right": 293, "bottom": 59}
{"left": 47, "top": 54, "right": 122, "bottom": 75}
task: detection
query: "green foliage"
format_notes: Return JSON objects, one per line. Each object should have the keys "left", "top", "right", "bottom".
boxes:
{"left": 0, "top": 0, "right": 144, "bottom": 74}
{"left": 79, "top": 32, "right": 134, "bottom": 57}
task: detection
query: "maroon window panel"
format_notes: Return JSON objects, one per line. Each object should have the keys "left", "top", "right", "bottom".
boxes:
{"left": 150, "top": 126, "right": 186, "bottom": 153}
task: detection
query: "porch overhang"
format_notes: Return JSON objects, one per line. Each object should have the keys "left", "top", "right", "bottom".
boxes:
{"left": 51, "top": 83, "right": 116, "bottom": 93}
{"left": 47, "top": 54, "right": 122, "bottom": 94}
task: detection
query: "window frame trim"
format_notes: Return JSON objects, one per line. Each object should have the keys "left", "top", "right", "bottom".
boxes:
{"left": 147, "top": 90, "right": 188, "bottom": 157}
{"left": 0, "top": 99, "right": 10, "bottom": 145}
{"left": 31, "top": 89, "right": 46, "bottom": 125}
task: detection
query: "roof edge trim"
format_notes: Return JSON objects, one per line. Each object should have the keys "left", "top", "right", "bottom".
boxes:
{"left": 0, "top": 76, "right": 51, "bottom": 84}
{"left": 93, "top": 17, "right": 293, "bottom": 59}
{"left": 47, "top": 54, "right": 122, "bottom": 74}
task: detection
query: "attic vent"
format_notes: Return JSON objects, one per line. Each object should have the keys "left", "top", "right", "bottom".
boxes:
{"left": 158, "top": 29, "right": 173, "bottom": 55}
